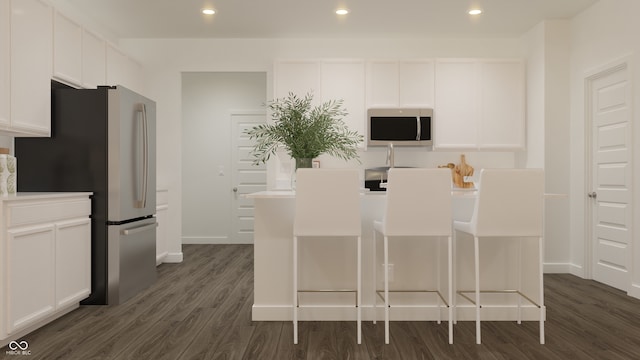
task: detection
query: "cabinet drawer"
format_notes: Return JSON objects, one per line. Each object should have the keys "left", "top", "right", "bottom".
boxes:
{"left": 7, "top": 199, "right": 91, "bottom": 228}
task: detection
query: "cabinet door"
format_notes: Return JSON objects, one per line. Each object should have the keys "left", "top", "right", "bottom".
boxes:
{"left": 53, "top": 11, "right": 82, "bottom": 86}
{"left": 106, "top": 43, "right": 143, "bottom": 92}
{"left": 155, "top": 189, "right": 169, "bottom": 265}
{"left": 478, "top": 60, "right": 525, "bottom": 150}
{"left": 366, "top": 60, "right": 399, "bottom": 107}
{"left": 156, "top": 204, "right": 169, "bottom": 265}
{"left": 0, "top": 0, "right": 9, "bottom": 128}
{"left": 56, "top": 218, "right": 91, "bottom": 308}
{"left": 7, "top": 224, "right": 56, "bottom": 334}
{"left": 434, "top": 59, "right": 479, "bottom": 149}
{"left": 82, "top": 29, "right": 106, "bottom": 89}
{"left": 399, "top": 60, "right": 435, "bottom": 107}
{"left": 321, "top": 60, "right": 366, "bottom": 145}
{"left": 10, "top": 0, "right": 52, "bottom": 136}
{"left": 274, "top": 60, "right": 320, "bottom": 102}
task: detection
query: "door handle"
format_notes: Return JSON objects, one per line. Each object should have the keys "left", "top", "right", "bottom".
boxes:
{"left": 233, "top": 187, "right": 238, "bottom": 193}
{"left": 122, "top": 222, "right": 158, "bottom": 236}
{"left": 588, "top": 192, "right": 597, "bottom": 199}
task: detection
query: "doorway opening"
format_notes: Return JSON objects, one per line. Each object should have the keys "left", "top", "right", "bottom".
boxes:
{"left": 181, "top": 72, "right": 267, "bottom": 244}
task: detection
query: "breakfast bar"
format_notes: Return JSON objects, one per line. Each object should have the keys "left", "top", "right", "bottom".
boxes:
{"left": 248, "top": 189, "right": 544, "bottom": 322}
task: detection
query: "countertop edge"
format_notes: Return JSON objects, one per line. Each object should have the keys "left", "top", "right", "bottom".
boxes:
{"left": 1, "top": 192, "right": 93, "bottom": 201}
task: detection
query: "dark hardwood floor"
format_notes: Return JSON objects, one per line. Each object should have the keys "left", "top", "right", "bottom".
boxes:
{"left": 5, "top": 244, "right": 640, "bottom": 359}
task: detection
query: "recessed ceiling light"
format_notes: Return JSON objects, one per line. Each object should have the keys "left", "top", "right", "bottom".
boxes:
{"left": 202, "top": 9, "right": 216, "bottom": 15}
{"left": 336, "top": 9, "right": 349, "bottom": 15}
{"left": 468, "top": 9, "right": 482, "bottom": 15}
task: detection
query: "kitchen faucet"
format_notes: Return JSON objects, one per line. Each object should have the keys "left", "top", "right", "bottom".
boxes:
{"left": 386, "top": 142, "right": 394, "bottom": 168}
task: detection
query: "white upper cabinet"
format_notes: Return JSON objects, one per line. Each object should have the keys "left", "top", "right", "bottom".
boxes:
{"left": 398, "top": 60, "right": 435, "bottom": 107}
{"left": 367, "top": 61, "right": 399, "bottom": 108}
{"left": 273, "top": 59, "right": 366, "bottom": 141}
{"left": 9, "top": 0, "right": 53, "bottom": 136}
{"left": 434, "top": 58, "right": 525, "bottom": 151}
{"left": 367, "top": 60, "right": 435, "bottom": 108}
{"left": 434, "top": 59, "right": 479, "bottom": 149}
{"left": 81, "top": 29, "right": 106, "bottom": 89}
{"left": 0, "top": 0, "right": 10, "bottom": 128}
{"left": 53, "top": 11, "right": 82, "bottom": 87}
{"left": 273, "top": 60, "right": 320, "bottom": 102}
{"left": 478, "top": 60, "right": 525, "bottom": 150}
{"left": 106, "top": 43, "right": 143, "bottom": 92}
{"left": 320, "top": 60, "right": 366, "bottom": 142}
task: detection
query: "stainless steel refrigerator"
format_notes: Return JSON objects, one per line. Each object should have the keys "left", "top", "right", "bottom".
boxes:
{"left": 15, "top": 83, "right": 157, "bottom": 305}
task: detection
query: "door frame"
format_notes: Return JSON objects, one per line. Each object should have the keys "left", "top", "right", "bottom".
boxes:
{"left": 583, "top": 55, "right": 633, "bottom": 285}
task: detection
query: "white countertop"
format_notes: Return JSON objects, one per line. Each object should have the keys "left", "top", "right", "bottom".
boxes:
{"left": 246, "top": 188, "right": 475, "bottom": 199}
{"left": 0, "top": 192, "right": 93, "bottom": 201}
{"left": 247, "top": 189, "right": 566, "bottom": 199}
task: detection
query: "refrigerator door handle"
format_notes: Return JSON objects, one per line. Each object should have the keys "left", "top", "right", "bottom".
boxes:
{"left": 135, "top": 103, "right": 149, "bottom": 208}
{"left": 121, "top": 222, "right": 158, "bottom": 236}
{"left": 142, "top": 103, "right": 149, "bottom": 208}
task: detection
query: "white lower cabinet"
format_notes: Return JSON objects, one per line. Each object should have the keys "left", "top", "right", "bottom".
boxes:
{"left": 7, "top": 224, "right": 56, "bottom": 334}
{"left": 1, "top": 193, "right": 92, "bottom": 342}
{"left": 55, "top": 218, "right": 91, "bottom": 308}
{"left": 155, "top": 189, "right": 169, "bottom": 265}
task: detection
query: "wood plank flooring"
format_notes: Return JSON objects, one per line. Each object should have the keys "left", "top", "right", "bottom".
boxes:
{"left": 5, "top": 244, "right": 640, "bottom": 359}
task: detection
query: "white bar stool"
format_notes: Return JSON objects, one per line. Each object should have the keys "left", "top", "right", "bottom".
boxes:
{"left": 453, "top": 168, "right": 545, "bottom": 344}
{"left": 372, "top": 168, "right": 453, "bottom": 344}
{"left": 293, "top": 168, "right": 362, "bottom": 344}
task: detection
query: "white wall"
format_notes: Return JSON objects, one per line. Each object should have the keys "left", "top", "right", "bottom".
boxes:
{"left": 518, "top": 22, "right": 545, "bottom": 170}
{"left": 519, "top": 20, "right": 572, "bottom": 273}
{"left": 181, "top": 72, "right": 266, "bottom": 243}
{"left": 570, "top": 0, "right": 640, "bottom": 297}
{"left": 120, "top": 37, "right": 525, "bottom": 251}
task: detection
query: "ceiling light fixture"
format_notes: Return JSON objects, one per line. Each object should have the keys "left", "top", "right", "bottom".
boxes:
{"left": 202, "top": 9, "right": 216, "bottom": 15}
{"left": 336, "top": 9, "right": 349, "bottom": 15}
{"left": 468, "top": 9, "right": 482, "bottom": 15}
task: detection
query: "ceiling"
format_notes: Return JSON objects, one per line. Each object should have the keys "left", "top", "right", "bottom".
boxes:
{"left": 59, "top": 0, "right": 597, "bottom": 39}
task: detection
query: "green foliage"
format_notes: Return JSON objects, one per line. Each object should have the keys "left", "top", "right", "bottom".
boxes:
{"left": 246, "top": 92, "right": 363, "bottom": 165}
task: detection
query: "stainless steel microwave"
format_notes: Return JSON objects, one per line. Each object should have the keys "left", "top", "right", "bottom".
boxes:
{"left": 367, "top": 108, "right": 433, "bottom": 146}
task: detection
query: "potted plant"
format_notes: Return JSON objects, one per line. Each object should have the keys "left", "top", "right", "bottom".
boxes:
{"left": 246, "top": 92, "right": 363, "bottom": 170}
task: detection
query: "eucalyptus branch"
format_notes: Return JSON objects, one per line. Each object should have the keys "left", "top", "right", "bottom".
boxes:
{"left": 245, "top": 92, "right": 363, "bottom": 166}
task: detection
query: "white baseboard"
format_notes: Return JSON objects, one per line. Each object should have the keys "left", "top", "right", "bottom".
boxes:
{"left": 543, "top": 262, "right": 572, "bottom": 273}
{"left": 569, "top": 263, "right": 584, "bottom": 278}
{"left": 163, "top": 252, "right": 183, "bottom": 263}
{"left": 182, "top": 236, "right": 253, "bottom": 245}
{"left": 628, "top": 283, "right": 640, "bottom": 300}
{"left": 182, "top": 236, "right": 229, "bottom": 244}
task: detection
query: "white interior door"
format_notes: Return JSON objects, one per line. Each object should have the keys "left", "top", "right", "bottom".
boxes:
{"left": 589, "top": 62, "right": 632, "bottom": 291}
{"left": 231, "top": 111, "right": 267, "bottom": 244}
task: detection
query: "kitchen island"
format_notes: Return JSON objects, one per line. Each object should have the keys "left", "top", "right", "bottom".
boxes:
{"left": 248, "top": 189, "right": 544, "bottom": 322}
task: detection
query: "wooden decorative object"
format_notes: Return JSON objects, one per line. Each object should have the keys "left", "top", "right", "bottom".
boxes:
{"left": 440, "top": 155, "right": 474, "bottom": 188}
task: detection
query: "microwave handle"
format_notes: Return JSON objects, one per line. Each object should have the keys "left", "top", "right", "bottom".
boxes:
{"left": 416, "top": 116, "right": 421, "bottom": 140}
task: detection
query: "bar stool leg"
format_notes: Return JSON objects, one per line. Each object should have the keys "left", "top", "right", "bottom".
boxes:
{"left": 373, "top": 230, "right": 377, "bottom": 325}
{"left": 539, "top": 236, "right": 545, "bottom": 344}
{"left": 436, "top": 239, "right": 441, "bottom": 325}
{"left": 448, "top": 235, "right": 453, "bottom": 344}
{"left": 293, "top": 236, "right": 298, "bottom": 344}
{"left": 357, "top": 235, "right": 362, "bottom": 344}
{"left": 384, "top": 235, "right": 390, "bottom": 344}
{"left": 517, "top": 238, "right": 522, "bottom": 325}
{"left": 453, "top": 230, "right": 458, "bottom": 325}
{"left": 474, "top": 236, "right": 481, "bottom": 345}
